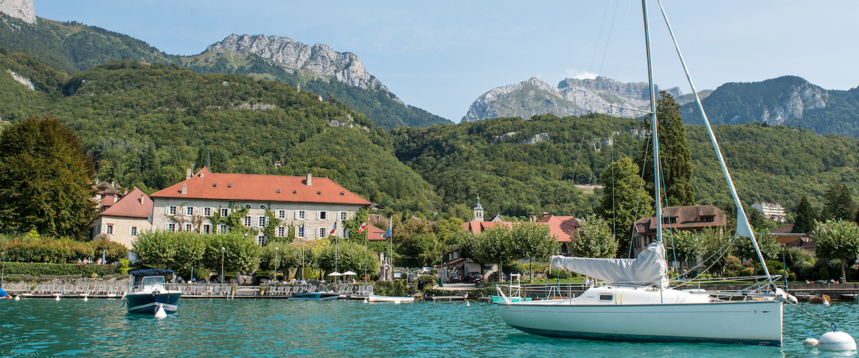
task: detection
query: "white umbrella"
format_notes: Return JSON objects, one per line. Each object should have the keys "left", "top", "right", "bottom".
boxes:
{"left": 328, "top": 272, "right": 343, "bottom": 277}
{"left": 342, "top": 271, "right": 357, "bottom": 276}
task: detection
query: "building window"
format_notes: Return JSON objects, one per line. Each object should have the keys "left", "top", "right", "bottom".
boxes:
{"left": 202, "top": 224, "right": 211, "bottom": 234}
{"left": 278, "top": 210, "right": 286, "bottom": 219}
{"left": 218, "top": 224, "right": 228, "bottom": 233}
{"left": 184, "top": 223, "right": 192, "bottom": 232}
{"left": 106, "top": 224, "right": 114, "bottom": 235}
{"left": 168, "top": 206, "right": 177, "bottom": 215}
{"left": 130, "top": 227, "right": 138, "bottom": 236}
{"left": 317, "top": 228, "right": 327, "bottom": 238}
{"left": 277, "top": 227, "right": 285, "bottom": 237}
{"left": 298, "top": 225, "right": 305, "bottom": 238}
{"left": 297, "top": 210, "right": 306, "bottom": 220}
{"left": 204, "top": 207, "right": 212, "bottom": 216}
{"left": 318, "top": 211, "right": 328, "bottom": 220}
{"left": 220, "top": 208, "right": 230, "bottom": 217}
{"left": 186, "top": 206, "right": 194, "bottom": 216}
{"left": 167, "top": 223, "right": 176, "bottom": 232}
{"left": 257, "top": 236, "right": 267, "bottom": 247}
{"left": 340, "top": 212, "right": 348, "bottom": 220}
{"left": 243, "top": 216, "right": 252, "bottom": 227}
{"left": 258, "top": 216, "right": 266, "bottom": 227}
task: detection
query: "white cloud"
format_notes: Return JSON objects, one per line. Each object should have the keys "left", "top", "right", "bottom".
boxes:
{"left": 565, "top": 69, "right": 598, "bottom": 80}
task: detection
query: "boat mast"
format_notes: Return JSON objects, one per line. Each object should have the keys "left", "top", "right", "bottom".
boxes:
{"left": 642, "top": 0, "right": 662, "bottom": 245}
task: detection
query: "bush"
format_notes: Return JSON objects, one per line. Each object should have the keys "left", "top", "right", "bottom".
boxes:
{"left": 374, "top": 279, "right": 411, "bottom": 296}
{"left": 1, "top": 262, "right": 122, "bottom": 277}
{"left": 416, "top": 275, "right": 437, "bottom": 292}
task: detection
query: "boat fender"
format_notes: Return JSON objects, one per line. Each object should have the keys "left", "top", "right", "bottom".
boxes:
{"left": 154, "top": 305, "right": 167, "bottom": 319}
{"left": 817, "top": 324, "right": 857, "bottom": 351}
{"left": 803, "top": 330, "right": 819, "bottom": 348}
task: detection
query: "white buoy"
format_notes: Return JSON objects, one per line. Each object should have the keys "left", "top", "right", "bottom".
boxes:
{"left": 803, "top": 330, "right": 819, "bottom": 348}
{"left": 154, "top": 305, "right": 167, "bottom": 319}
{"left": 83, "top": 295, "right": 88, "bottom": 302}
{"left": 55, "top": 294, "right": 61, "bottom": 301}
{"left": 14, "top": 295, "right": 20, "bottom": 301}
{"left": 467, "top": 301, "right": 470, "bottom": 307}
{"left": 818, "top": 330, "right": 857, "bottom": 351}
{"left": 394, "top": 299, "right": 401, "bottom": 305}
{"left": 363, "top": 298, "right": 368, "bottom": 304}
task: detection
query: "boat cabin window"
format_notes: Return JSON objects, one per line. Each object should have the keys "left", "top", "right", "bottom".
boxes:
{"left": 139, "top": 276, "right": 165, "bottom": 286}
{"left": 599, "top": 294, "right": 613, "bottom": 301}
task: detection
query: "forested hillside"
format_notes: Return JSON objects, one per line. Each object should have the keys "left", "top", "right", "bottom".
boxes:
{"left": 0, "top": 13, "right": 450, "bottom": 129}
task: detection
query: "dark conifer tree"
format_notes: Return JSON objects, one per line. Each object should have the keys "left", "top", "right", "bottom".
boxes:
{"left": 821, "top": 182, "right": 856, "bottom": 221}
{"left": 793, "top": 194, "right": 817, "bottom": 233}
{"left": 637, "top": 91, "right": 694, "bottom": 207}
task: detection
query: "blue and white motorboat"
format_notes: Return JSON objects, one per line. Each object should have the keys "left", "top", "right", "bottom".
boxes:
{"left": 123, "top": 269, "right": 181, "bottom": 314}
{"left": 291, "top": 291, "right": 339, "bottom": 300}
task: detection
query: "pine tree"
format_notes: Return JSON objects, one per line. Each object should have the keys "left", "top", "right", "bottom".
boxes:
{"left": 793, "top": 194, "right": 817, "bottom": 233}
{"left": 0, "top": 116, "right": 97, "bottom": 239}
{"left": 637, "top": 91, "right": 694, "bottom": 207}
{"left": 821, "top": 182, "right": 856, "bottom": 221}
{"left": 598, "top": 157, "right": 654, "bottom": 257}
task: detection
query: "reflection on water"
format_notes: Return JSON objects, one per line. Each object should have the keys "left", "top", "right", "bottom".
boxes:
{"left": 0, "top": 297, "right": 857, "bottom": 357}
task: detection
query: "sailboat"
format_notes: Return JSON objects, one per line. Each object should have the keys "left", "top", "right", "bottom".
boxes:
{"left": 497, "top": 0, "right": 792, "bottom": 347}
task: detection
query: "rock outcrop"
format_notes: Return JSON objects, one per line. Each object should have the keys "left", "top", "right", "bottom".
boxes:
{"left": 462, "top": 76, "right": 681, "bottom": 122}
{"left": 207, "top": 33, "right": 388, "bottom": 92}
{"left": 0, "top": 0, "right": 35, "bottom": 24}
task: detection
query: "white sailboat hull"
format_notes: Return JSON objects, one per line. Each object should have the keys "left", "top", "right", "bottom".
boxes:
{"left": 499, "top": 297, "right": 782, "bottom": 346}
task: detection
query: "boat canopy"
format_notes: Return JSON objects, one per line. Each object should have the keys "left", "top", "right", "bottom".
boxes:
{"left": 129, "top": 269, "right": 175, "bottom": 278}
{"left": 550, "top": 242, "right": 669, "bottom": 288}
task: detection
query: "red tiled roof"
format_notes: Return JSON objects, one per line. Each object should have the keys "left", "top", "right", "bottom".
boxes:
{"left": 462, "top": 221, "right": 514, "bottom": 234}
{"left": 539, "top": 215, "right": 580, "bottom": 243}
{"left": 150, "top": 168, "right": 370, "bottom": 206}
{"left": 367, "top": 224, "right": 388, "bottom": 242}
{"left": 100, "top": 187, "right": 152, "bottom": 219}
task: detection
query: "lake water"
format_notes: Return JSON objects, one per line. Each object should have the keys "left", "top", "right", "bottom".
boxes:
{"left": 1, "top": 297, "right": 857, "bottom": 357}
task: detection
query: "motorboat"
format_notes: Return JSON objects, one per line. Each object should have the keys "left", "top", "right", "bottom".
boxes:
{"left": 367, "top": 295, "right": 414, "bottom": 303}
{"left": 123, "top": 269, "right": 181, "bottom": 314}
{"left": 291, "top": 291, "right": 339, "bottom": 300}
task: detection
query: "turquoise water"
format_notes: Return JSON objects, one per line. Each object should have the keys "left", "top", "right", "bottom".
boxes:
{"left": 1, "top": 298, "right": 857, "bottom": 357}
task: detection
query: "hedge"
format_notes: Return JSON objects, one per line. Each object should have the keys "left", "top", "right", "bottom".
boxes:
{"left": 1, "top": 262, "right": 122, "bottom": 277}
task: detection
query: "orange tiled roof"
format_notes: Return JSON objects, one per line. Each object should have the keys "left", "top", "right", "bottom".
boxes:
{"left": 634, "top": 205, "right": 727, "bottom": 234}
{"left": 150, "top": 168, "right": 370, "bottom": 206}
{"left": 100, "top": 187, "right": 152, "bottom": 219}
{"left": 462, "top": 221, "right": 514, "bottom": 234}
{"left": 539, "top": 215, "right": 580, "bottom": 243}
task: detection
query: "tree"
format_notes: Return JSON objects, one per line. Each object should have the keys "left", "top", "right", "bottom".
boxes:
{"left": 571, "top": 214, "right": 617, "bottom": 258}
{"left": 814, "top": 220, "right": 859, "bottom": 283}
{"left": 821, "top": 182, "right": 856, "bottom": 222}
{"left": 637, "top": 91, "right": 694, "bottom": 207}
{"left": 663, "top": 230, "right": 703, "bottom": 275}
{"left": 0, "top": 116, "right": 97, "bottom": 239}
{"left": 598, "top": 157, "right": 654, "bottom": 257}
{"left": 793, "top": 194, "right": 817, "bottom": 233}
{"left": 202, "top": 233, "right": 261, "bottom": 276}
{"left": 733, "top": 233, "right": 781, "bottom": 261}
{"left": 512, "top": 222, "right": 557, "bottom": 283}
{"left": 473, "top": 226, "right": 521, "bottom": 281}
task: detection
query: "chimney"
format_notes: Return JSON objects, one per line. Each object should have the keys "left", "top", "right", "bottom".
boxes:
{"left": 181, "top": 184, "right": 187, "bottom": 195}
{"left": 186, "top": 168, "right": 193, "bottom": 180}
{"left": 529, "top": 212, "right": 536, "bottom": 222}
{"left": 306, "top": 173, "right": 312, "bottom": 186}
{"left": 138, "top": 195, "right": 145, "bottom": 204}
{"left": 542, "top": 212, "right": 549, "bottom": 218}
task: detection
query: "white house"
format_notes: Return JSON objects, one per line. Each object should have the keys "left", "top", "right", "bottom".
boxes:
{"left": 149, "top": 168, "right": 371, "bottom": 246}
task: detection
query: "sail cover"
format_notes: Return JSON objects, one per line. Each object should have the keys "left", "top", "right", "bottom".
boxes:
{"left": 551, "top": 242, "right": 669, "bottom": 288}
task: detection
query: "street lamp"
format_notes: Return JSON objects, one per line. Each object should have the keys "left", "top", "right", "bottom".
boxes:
{"left": 274, "top": 247, "right": 279, "bottom": 282}
{"left": 220, "top": 246, "right": 225, "bottom": 284}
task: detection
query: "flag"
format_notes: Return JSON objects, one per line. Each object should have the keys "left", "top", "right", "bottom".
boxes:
{"left": 358, "top": 220, "right": 367, "bottom": 234}
{"left": 383, "top": 217, "right": 392, "bottom": 238}
{"left": 329, "top": 221, "right": 337, "bottom": 235}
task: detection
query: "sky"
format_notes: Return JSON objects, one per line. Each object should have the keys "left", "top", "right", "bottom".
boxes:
{"left": 36, "top": 0, "right": 859, "bottom": 122}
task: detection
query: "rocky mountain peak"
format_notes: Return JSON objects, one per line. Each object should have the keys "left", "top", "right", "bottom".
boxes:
{"left": 462, "top": 76, "right": 682, "bottom": 123}
{"left": 207, "top": 33, "right": 388, "bottom": 92}
{"left": 0, "top": 0, "right": 36, "bottom": 24}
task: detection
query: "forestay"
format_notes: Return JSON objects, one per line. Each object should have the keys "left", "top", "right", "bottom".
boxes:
{"left": 550, "top": 242, "right": 669, "bottom": 288}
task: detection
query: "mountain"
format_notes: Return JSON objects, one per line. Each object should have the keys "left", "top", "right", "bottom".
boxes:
{"left": 0, "top": 0, "right": 35, "bottom": 24}
{"left": 680, "top": 76, "right": 859, "bottom": 138}
{"left": 0, "top": 13, "right": 450, "bottom": 129}
{"left": 461, "top": 76, "right": 682, "bottom": 123}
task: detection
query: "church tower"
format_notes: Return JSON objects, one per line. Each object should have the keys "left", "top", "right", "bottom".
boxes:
{"left": 473, "top": 196, "right": 484, "bottom": 222}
